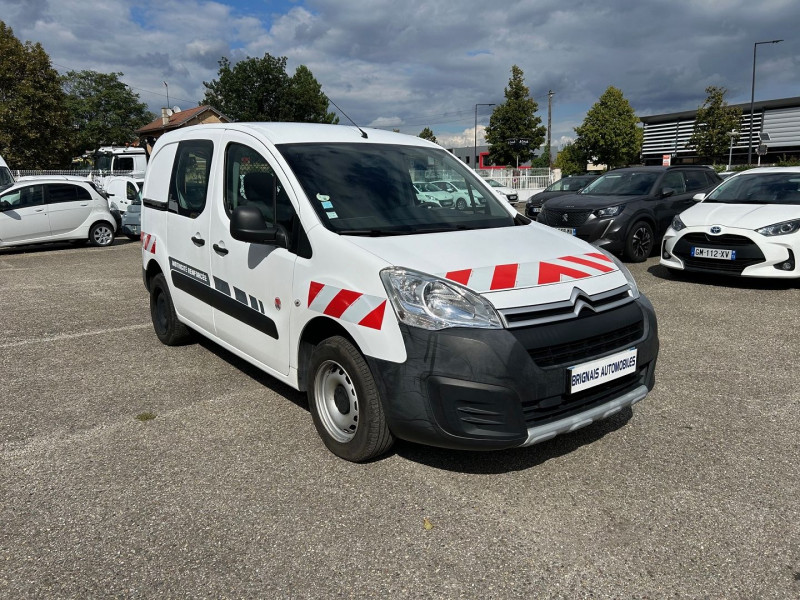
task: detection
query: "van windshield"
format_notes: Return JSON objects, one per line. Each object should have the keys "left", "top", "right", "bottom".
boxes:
{"left": 276, "top": 143, "right": 514, "bottom": 235}
{"left": 0, "top": 167, "right": 13, "bottom": 190}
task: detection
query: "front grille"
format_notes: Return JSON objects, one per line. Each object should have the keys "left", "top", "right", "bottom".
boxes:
{"left": 672, "top": 233, "right": 765, "bottom": 275}
{"left": 522, "top": 367, "right": 647, "bottom": 427}
{"left": 539, "top": 209, "right": 592, "bottom": 227}
{"left": 501, "top": 285, "right": 633, "bottom": 328}
{"left": 527, "top": 321, "right": 644, "bottom": 367}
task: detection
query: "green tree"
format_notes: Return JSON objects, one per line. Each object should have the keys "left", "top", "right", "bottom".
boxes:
{"left": 0, "top": 21, "right": 71, "bottom": 168}
{"left": 687, "top": 86, "right": 742, "bottom": 164}
{"left": 418, "top": 127, "right": 437, "bottom": 143}
{"left": 574, "top": 86, "right": 642, "bottom": 169}
{"left": 62, "top": 70, "right": 154, "bottom": 157}
{"left": 529, "top": 147, "right": 550, "bottom": 168}
{"left": 554, "top": 142, "right": 588, "bottom": 175}
{"left": 485, "top": 65, "right": 546, "bottom": 167}
{"left": 202, "top": 54, "right": 337, "bottom": 123}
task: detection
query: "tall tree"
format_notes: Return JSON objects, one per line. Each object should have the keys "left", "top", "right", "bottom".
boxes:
{"left": 62, "top": 70, "right": 154, "bottom": 157}
{"left": 0, "top": 21, "right": 71, "bottom": 168}
{"left": 484, "top": 65, "right": 546, "bottom": 167}
{"left": 202, "top": 54, "right": 336, "bottom": 123}
{"left": 554, "top": 142, "right": 589, "bottom": 175}
{"left": 687, "top": 86, "right": 742, "bottom": 164}
{"left": 574, "top": 86, "right": 642, "bottom": 169}
{"left": 418, "top": 127, "right": 437, "bottom": 143}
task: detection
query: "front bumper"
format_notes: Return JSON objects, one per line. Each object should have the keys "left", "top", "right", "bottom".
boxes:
{"left": 367, "top": 295, "right": 659, "bottom": 451}
{"left": 661, "top": 226, "right": 799, "bottom": 278}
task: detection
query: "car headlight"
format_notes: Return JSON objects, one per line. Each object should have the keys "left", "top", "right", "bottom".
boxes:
{"left": 594, "top": 205, "right": 621, "bottom": 218}
{"left": 755, "top": 219, "right": 800, "bottom": 236}
{"left": 595, "top": 248, "right": 640, "bottom": 300}
{"left": 380, "top": 267, "right": 502, "bottom": 330}
{"left": 671, "top": 215, "right": 686, "bottom": 232}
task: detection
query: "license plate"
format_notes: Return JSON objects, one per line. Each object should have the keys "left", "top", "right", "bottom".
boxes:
{"left": 557, "top": 227, "right": 577, "bottom": 235}
{"left": 569, "top": 348, "right": 638, "bottom": 393}
{"left": 691, "top": 247, "right": 735, "bottom": 260}
{"left": 531, "top": 206, "right": 542, "bottom": 213}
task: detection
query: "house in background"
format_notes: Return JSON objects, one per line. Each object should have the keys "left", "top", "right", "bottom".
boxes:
{"left": 136, "top": 105, "right": 231, "bottom": 153}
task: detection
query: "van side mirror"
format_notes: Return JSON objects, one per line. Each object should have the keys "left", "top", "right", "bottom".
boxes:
{"left": 230, "top": 205, "right": 287, "bottom": 248}
{"left": 692, "top": 193, "right": 706, "bottom": 202}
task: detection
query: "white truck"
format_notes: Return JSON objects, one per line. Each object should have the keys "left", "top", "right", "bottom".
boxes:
{"left": 140, "top": 123, "right": 659, "bottom": 462}
{"left": 93, "top": 146, "right": 147, "bottom": 180}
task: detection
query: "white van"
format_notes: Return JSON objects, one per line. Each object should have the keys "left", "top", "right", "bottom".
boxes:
{"left": 141, "top": 124, "right": 659, "bottom": 461}
{"left": 0, "top": 155, "right": 14, "bottom": 193}
{"left": 93, "top": 146, "right": 147, "bottom": 178}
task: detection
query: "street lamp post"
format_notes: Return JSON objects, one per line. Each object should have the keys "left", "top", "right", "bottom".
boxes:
{"left": 748, "top": 39, "right": 782, "bottom": 165}
{"left": 474, "top": 103, "right": 495, "bottom": 169}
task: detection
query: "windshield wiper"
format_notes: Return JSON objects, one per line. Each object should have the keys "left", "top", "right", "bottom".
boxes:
{"left": 338, "top": 228, "right": 411, "bottom": 236}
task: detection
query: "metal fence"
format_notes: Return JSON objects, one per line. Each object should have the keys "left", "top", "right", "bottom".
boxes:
{"left": 12, "top": 170, "right": 145, "bottom": 191}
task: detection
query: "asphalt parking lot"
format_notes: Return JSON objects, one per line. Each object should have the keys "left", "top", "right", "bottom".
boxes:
{"left": 1, "top": 238, "right": 799, "bottom": 599}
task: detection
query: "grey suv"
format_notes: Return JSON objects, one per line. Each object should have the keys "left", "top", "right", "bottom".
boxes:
{"left": 537, "top": 166, "right": 722, "bottom": 261}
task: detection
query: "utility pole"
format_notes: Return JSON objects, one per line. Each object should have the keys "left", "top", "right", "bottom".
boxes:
{"left": 547, "top": 90, "right": 554, "bottom": 169}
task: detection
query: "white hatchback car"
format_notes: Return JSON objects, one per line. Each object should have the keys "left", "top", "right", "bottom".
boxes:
{"left": 484, "top": 178, "right": 519, "bottom": 203}
{"left": 661, "top": 167, "right": 800, "bottom": 278}
{"left": 0, "top": 177, "right": 117, "bottom": 248}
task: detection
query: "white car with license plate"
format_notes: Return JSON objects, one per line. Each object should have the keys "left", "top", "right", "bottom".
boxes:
{"left": 412, "top": 182, "right": 454, "bottom": 208}
{"left": 661, "top": 167, "right": 800, "bottom": 277}
{"left": 483, "top": 178, "right": 519, "bottom": 203}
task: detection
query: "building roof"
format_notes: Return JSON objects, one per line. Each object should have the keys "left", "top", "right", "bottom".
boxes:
{"left": 135, "top": 105, "right": 230, "bottom": 135}
{"left": 639, "top": 96, "right": 800, "bottom": 124}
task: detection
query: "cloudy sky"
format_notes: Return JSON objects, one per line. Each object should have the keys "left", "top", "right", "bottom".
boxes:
{"left": 1, "top": 0, "right": 797, "bottom": 149}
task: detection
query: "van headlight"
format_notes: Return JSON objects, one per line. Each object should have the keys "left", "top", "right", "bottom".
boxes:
{"left": 755, "top": 219, "right": 800, "bottom": 236}
{"left": 380, "top": 267, "right": 502, "bottom": 330}
{"left": 595, "top": 249, "right": 640, "bottom": 300}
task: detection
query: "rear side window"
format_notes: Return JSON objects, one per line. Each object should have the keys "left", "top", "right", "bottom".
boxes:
{"left": 685, "top": 170, "right": 712, "bottom": 191}
{"left": 169, "top": 140, "right": 213, "bottom": 218}
{"left": 115, "top": 157, "right": 134, "bottom": 171}
{"left": 126, "top": 182, "right": 139, "bottom": 201}
{"left": 46, "top": 183, "right": 91, "bottom": 203}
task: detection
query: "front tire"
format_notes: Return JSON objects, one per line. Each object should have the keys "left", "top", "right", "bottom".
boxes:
{"left": 89, "top": 221, "right": 115, "bottom": 247}
{"left": 455, "top": 197, "right": 467, "bottom": 210}
{"left": 624, "top": 221, "right": 654, "bottom": 262}
{"left": 307, "top": 336, "right": 394, "bottom": 462}
{"left": 149, "top": 273, "right": 191, "bottom": 345}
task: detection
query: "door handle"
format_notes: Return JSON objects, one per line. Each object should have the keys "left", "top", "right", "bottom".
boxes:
{"left": 34, "top": 209, "right": 44, "bottom": 212}
{"left": 80, "top": 203, "right": 89, "bottom": 206}
{"left": 213, "top": 243, "right": 228, "bottom": 256}
{"left": 191, "top": 234, "right": 206, "bottom": 247}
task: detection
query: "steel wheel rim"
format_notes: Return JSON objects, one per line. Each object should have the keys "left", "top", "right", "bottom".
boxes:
{"left": 314, "top": 360, "right": 358, "bottom": 443}
{"left": 93, "top": 225, "right": 113, "bottom": 246}
{"left": 632, "top": 226, "right": 652, "bottom": 258}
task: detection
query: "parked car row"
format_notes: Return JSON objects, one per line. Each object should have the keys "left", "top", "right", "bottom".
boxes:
{"left": 0, "top": 171, "right": 142, "bottom": 248}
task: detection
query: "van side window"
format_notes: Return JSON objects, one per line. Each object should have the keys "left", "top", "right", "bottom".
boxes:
{"left": 126, "top": 182, "right": 139, "bottom": 201}
{"left": 224, "top": 142, "right": 310, "bottom": 257}
{"left": 169, "top": 140, "right": 213, "bottom": 218}
{"left": 115, "top": 157, "right": 134, "bottom": 171}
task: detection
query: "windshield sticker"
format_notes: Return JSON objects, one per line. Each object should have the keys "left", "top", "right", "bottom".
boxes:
{"left": 326, "top": 211, "right": 338, "bottom": 219}
{"left": 316, "top": 193, "right": 330, "bottom": 202}
{"left": 321, "top": 200, "right": 333, "bottom": 209}
{"left": 442, "top": 252, "right": 617, "bottom": 291}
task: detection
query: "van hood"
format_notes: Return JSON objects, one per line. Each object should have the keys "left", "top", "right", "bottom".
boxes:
{"left": 343, "top": 223, "right": 631, "bottom": 308}
{"left": 682, "top": 201, "right": 800, "bottom": 229}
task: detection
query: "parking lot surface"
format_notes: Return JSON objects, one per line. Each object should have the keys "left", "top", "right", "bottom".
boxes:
{"left": 1, "top": 239, "right": 799, "bottom": 598}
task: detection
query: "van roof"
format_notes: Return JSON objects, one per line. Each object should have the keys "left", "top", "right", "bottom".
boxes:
{"left": 158, "top": 122, "right": 439, "bottom": 148}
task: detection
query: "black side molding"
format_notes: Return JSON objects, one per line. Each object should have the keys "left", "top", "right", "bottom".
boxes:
{"left": 143, "top": 197, "right": 168, "bottom": 211}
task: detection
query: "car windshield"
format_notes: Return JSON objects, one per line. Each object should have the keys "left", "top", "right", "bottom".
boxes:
{"left": 277, "top": 143, "right": 510, "bottom": 235}
{"left": 704, "top": 172, "right": 800, "bottom": 205}
{"left": 581, "top": 172, "right": 659, "bottom": 196}
{"left": 546, "top": 176, "right": 592, "bottom": 192}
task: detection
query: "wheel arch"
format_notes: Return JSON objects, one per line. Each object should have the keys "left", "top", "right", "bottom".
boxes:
{"left": 144, "top": 257, "right": 164, "bottom": 293}
{"left": 297, "top": 316, "right": 358, "bottom": 392}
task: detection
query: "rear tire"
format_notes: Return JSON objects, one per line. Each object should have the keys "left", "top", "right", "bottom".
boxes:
{"left": 307, "top": 336, "right": 394, "bottom": 462}
{"left": 89, "top": 221, "right": 115, "bottom": 247}
{"left": 623, "top": 221, "right": 654, "bottom": 262}
{"left": 149, "top": 273, "right": 191, "bottom": 345}
{"left": 455, "top": 197, "right": 467, "bottom": 210}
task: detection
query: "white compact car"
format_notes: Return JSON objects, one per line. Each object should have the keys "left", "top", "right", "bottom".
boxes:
{"left": 141, "top": 123, "right": 659, "bottom": 462}
{"left": 484, "top": 178, "right": 519, "bottom": 203}
{"left": 661, "top": 167, "right": 800, "bottom": 278}
{"left": 0, "top": 177, "right": 117, "bottom": 248}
